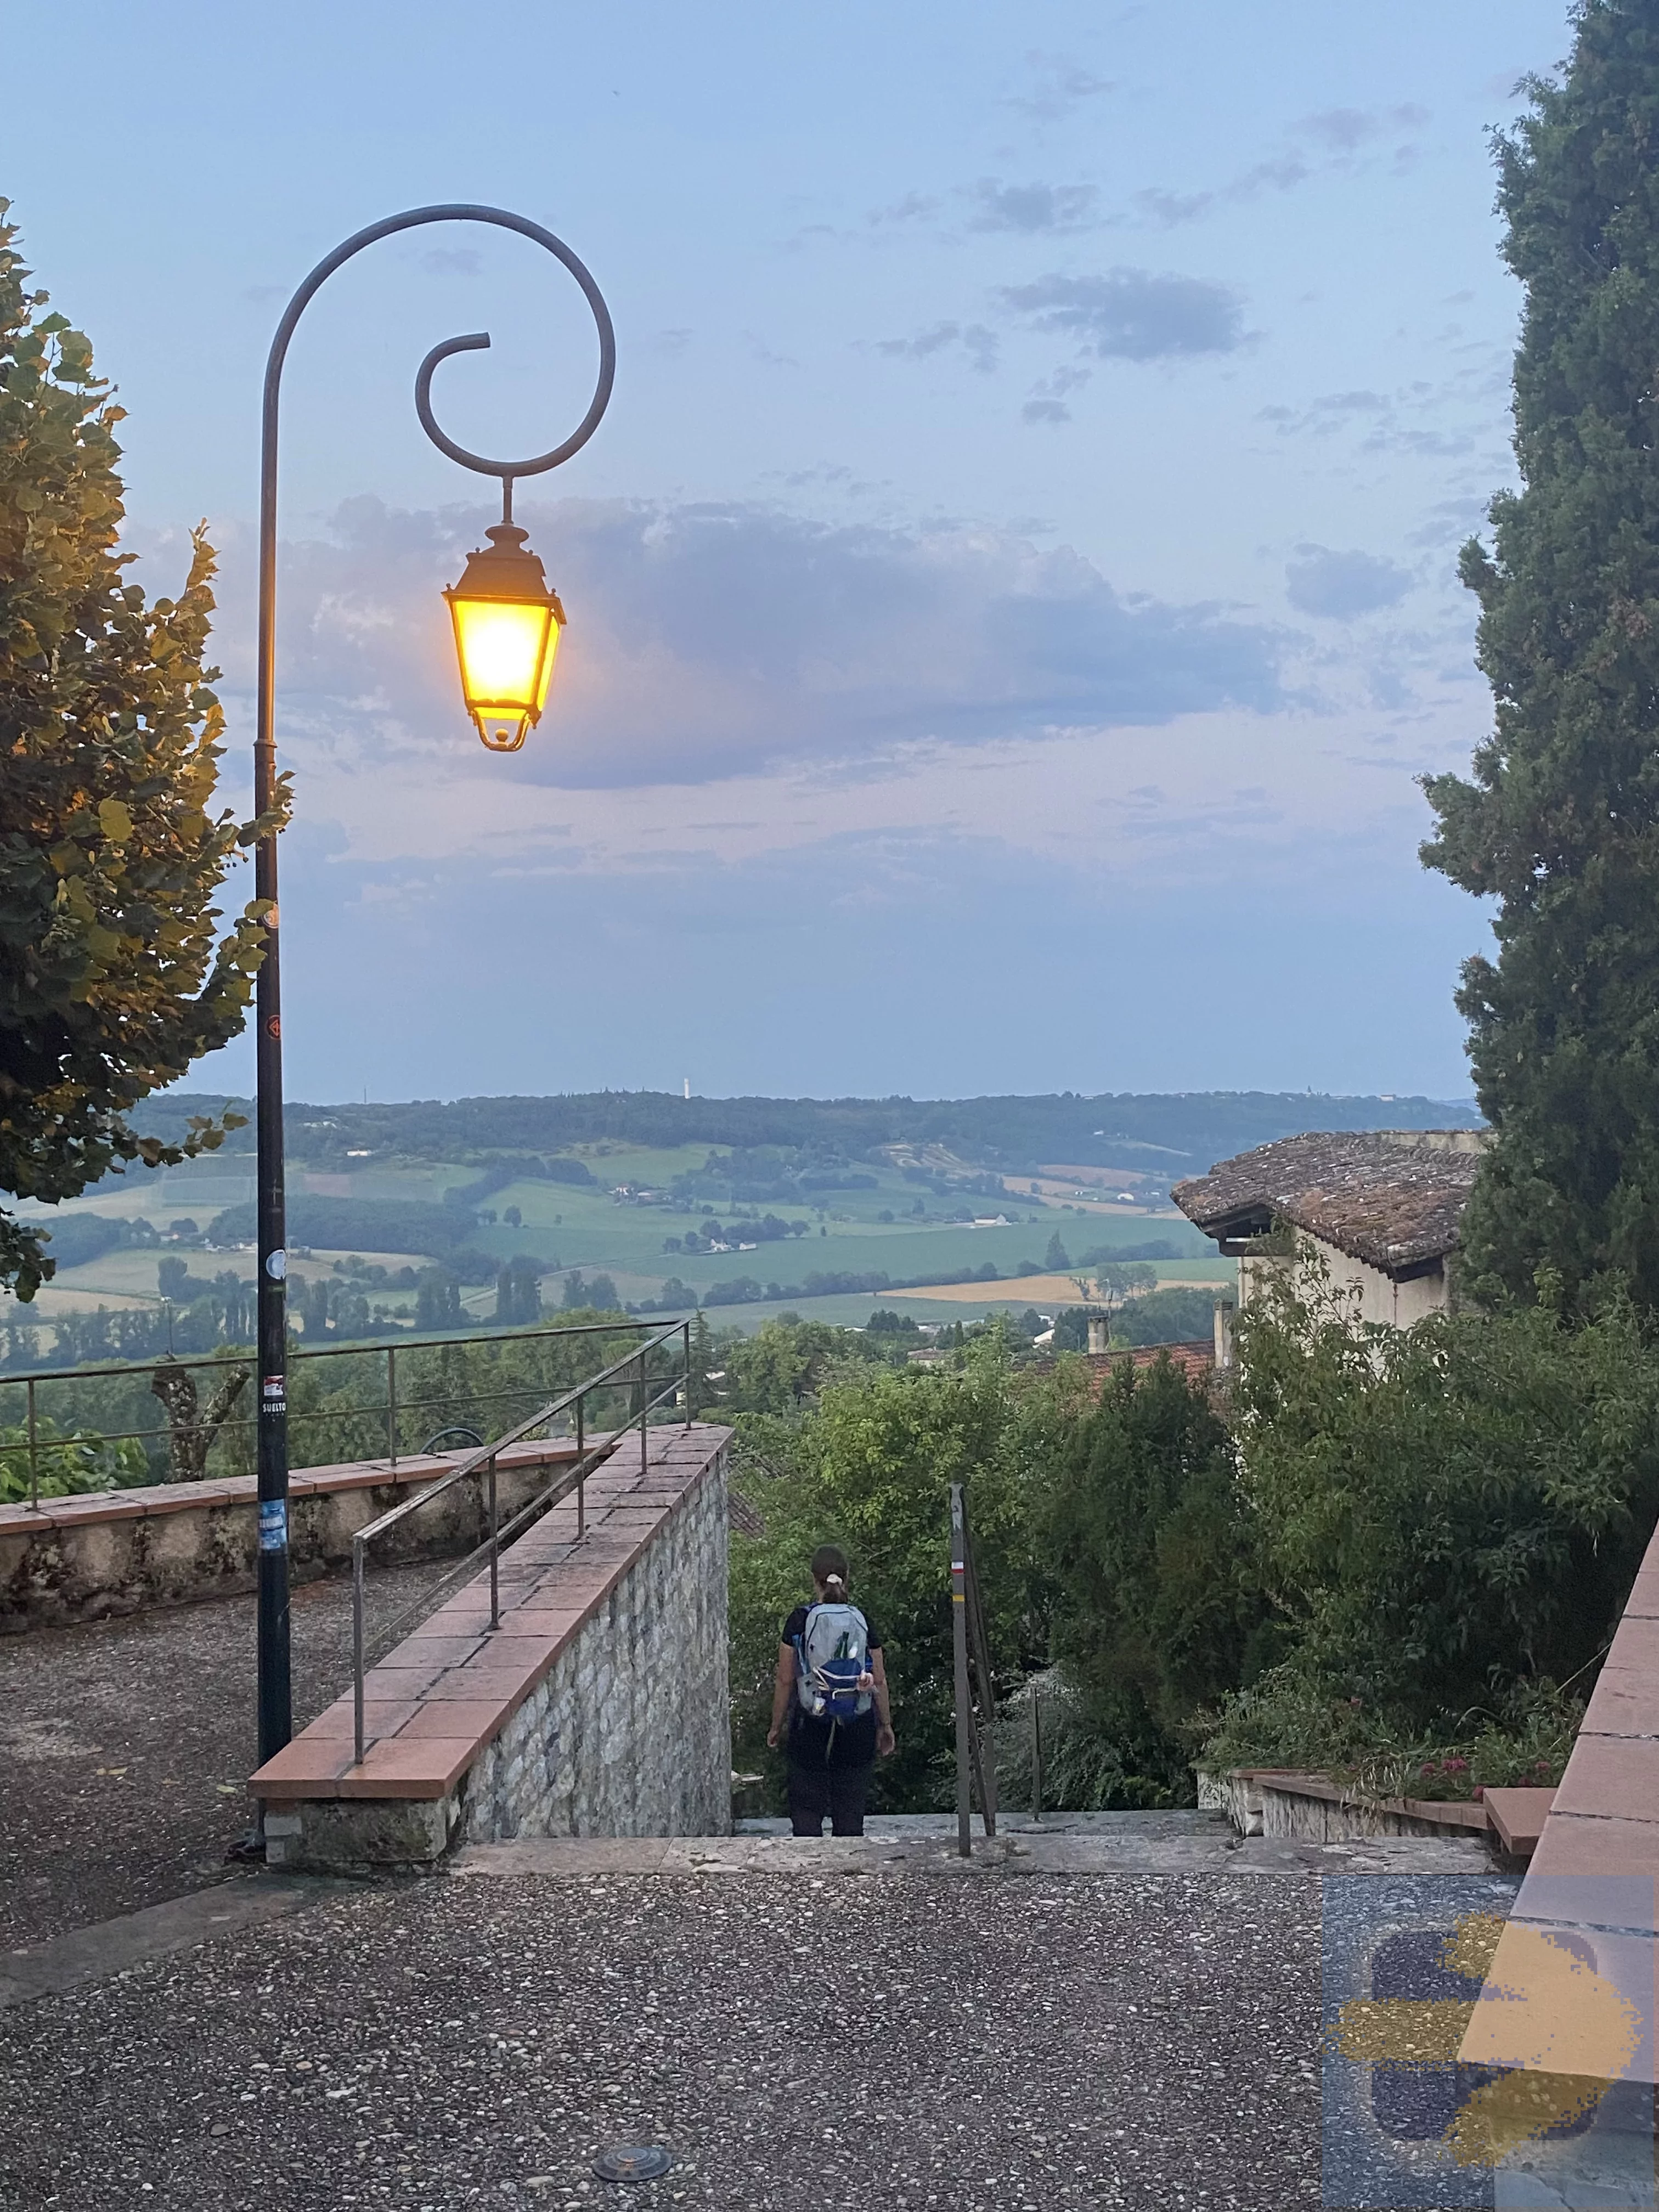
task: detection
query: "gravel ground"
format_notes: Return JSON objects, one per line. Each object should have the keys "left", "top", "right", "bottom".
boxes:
{"left": 0, "top": 1564, "right": 448, "bottom": 1949}
{"left": 0, "top": 1866, "right": 1328, "bottom": 2211}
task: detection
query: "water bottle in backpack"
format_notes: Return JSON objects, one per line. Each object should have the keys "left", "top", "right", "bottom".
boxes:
{"left": 794, "top": 1600, "right": 874, "bottom": 1722}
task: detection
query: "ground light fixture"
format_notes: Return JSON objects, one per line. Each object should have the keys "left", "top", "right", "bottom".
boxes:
{"left": 248, "top": 206, "right": 615, "bottom": 1803}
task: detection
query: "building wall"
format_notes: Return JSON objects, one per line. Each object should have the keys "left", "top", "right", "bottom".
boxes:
{"left": 1238, "top": 1239, "right": 1447, "bottom": 1331}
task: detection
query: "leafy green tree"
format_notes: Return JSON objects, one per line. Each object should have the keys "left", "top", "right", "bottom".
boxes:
{"left": 493, "top": 1256, "right": 541, "bottom": 1328}
{"left": 1232, "top": 1257, "right": 1659, "bottom": 1722}
{"left": 719, "top": 1316, "right": 881, "bottom": 1415}
{"left": 415, "top": 1267, "right": 462, "bottom": 1331}
{"left": 1040, "top": 1354, "right": 1260, "bottom": 1801}
{"left": 1421, "top": 9, "right": 1659, "bottom": 1309}
{"left": 0, "top": 204, "right": 278, "bottom": 1301}
{"left": 1043, "top": 1231, "right": 1070, "bottom": 1271}
{"left": 727, "top": 1344, "right": 1085, "bottom": 1808}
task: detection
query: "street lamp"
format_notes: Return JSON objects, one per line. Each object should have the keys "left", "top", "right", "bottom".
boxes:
{"left": 442, "top": 502, "right": 565, "bottom": 751}
{"left": 251, "top": 207, "right": 614, "bottom": 1787}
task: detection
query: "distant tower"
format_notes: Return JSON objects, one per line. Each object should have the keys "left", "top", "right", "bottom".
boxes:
{"left": 683, "top": 1077, "right": 690, "bottom": 1101}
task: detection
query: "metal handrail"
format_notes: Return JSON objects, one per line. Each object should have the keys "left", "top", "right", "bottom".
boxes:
{"left": 0, "top": 1313, "right": 684, "bottom": 1506}
{"left": 950, "top": 1481, "right": 999, "bottom": 1858}
{"left": 349, "top": 1318, "right": 691, "bottom": 1763}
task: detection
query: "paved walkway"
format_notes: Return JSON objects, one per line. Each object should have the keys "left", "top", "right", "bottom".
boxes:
{"left": 0, "top": 1844, "right": 1388, "bottom": 2210}
{"left": 0, "top": 1593, "right": 1520, "bottom": 2210}
{"left": 0, "top": 1561, "right": 445, "bottom": 1948}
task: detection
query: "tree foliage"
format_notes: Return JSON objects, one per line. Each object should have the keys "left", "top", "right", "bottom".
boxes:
{"left": 726, "top": 1342, "right": 1083, "bottom": 1809}
{"left": 1421, "top": 5, "right": 1659, "bottom": 1308}
{"left": 1040, "top": 1354, "right": 1262, "bottom": 1801}
{"left": 0, "top": 203, "right": 280, "bottom": 1300}
{"left": 1231, "top": 1259, "right": 1659, "bottom": 1720}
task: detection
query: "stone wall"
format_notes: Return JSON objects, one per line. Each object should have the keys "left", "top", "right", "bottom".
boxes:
{"left": 462, "top": 1451, "right": 730, "bottom": 1842}
{"left": 257, "top": 1425, "right": 733, "bottom": 1867}
{"left": 0, "top": 1442, "right": 596, "bottom": 1634}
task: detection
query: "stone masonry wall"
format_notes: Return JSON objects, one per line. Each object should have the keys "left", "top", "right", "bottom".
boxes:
{"left": 462, "top": 1449, "right": 731, "bottom": 1841}
{"left": 0, "top": 1447, "right": 574, "bottom": 1634}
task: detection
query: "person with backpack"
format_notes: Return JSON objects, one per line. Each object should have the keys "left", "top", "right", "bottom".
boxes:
{"left": 765, "top": 1544, "right": 895, "bottom": 1837}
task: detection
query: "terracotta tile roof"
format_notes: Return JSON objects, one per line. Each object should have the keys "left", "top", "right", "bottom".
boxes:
{"left": 1171, "top": 1130, "right": 1484, "bottom": 1278}
{"left": 1078, "top": 1341, "right": 1215, "bottom": 1397}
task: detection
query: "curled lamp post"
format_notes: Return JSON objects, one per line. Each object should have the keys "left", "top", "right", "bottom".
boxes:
{"left": 252, "top": 207, "right": 614, "bottom": 1780}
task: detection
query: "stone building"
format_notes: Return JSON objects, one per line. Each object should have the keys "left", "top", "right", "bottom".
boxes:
{"left": 1172, "top": 1129, "right": 1486, "bottom": 1346}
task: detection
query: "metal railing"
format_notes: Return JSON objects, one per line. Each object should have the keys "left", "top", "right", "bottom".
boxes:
{"left": 349, "top": 1318, "right": 691, "bottom": 1763}
{"left": 0, "top": 1315, "right": 688, "bottom": 1506}
{"left": 949, "top": 1481, "right": 999, "bottom": 1858}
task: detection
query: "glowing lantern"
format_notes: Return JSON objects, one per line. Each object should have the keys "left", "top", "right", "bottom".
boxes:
{"left": 443, "top": 522, "right": 566, "bottom": 751}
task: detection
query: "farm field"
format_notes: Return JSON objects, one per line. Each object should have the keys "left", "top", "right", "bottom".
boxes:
{"left": 5, "top": 1135, "right": 1223, "bottom": 1347}
{"left": 896, "top": 1265, "right": 1234, "bottom": 1305}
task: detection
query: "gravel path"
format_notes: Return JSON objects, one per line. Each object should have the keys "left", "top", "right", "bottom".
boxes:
{"left": 0, "top": 1564, "right": 448, "bottom": 1949}
{"left": 0, "top": 1865, "right": 1329, "bottom": 2211}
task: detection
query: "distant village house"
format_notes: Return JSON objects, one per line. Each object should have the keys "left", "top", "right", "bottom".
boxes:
{"left": 1171, "top": 1130, "right": 1486, "bottom": 1345}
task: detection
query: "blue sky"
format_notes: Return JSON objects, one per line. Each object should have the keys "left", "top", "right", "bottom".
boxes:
{"left": 9, "top": 0, "right": 1575, "bottom": 1102}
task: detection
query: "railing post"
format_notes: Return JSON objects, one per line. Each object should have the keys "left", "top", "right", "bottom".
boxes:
{"left": 352, "top": 1534, "right": 366, "bottom": 1766}
{"left": 1030, "top": 1686, "right": 1043, "bottom": 1824}
{"left": 26, "top": 1375, "right": 38, "bottom": 1509}
{"left": 639, "top": 1351, "right": 647, "bottom": 1476}
{"left": 963, "top": 1513, "right": 998, "bottom": 1840}
{"left": 683, "top": 1318, "right": 692, "bottom": 1427}
{"left": 487, "top": 1453, "right": 500, "bottom": 1629}
{"left": 950, "top": 1482, "right": 973, "bottom": 1860}
{"left": 575, "top": 1391, "right": 585, "bottom": 1539}
{"left": 386, "top": 1343, "right": 398, "bottom": 1468}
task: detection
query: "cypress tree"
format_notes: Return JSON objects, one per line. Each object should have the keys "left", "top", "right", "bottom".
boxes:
{"left": 1423, "top": 2, "right": 1659, "bottom": 1309}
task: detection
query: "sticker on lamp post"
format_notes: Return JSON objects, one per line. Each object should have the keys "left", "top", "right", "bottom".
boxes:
{"left": 258, "top": 1501, "right": 287, "bottom": 1553}
{"left": 265, "top": 1248, "right": 287, "bottom": 1281}
{"left": 262, "top": 1375, "right": 285, "bottom": 1415}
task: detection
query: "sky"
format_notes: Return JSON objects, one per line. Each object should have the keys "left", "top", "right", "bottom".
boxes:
{"left": 8, "top": 0, "right": 1579, "bottom": 1104}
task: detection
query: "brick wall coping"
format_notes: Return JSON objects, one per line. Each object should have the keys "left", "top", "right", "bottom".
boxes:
{"left": 1523, "top": 1547, "right": 1659, "bottom": 1881}
{"left": 0, "top": 1434, "right": 601, "bottom": 1537}
{"left": 1458, "top": 1525, "right": 1659, "bottom": 2085}
{"left": 250, "top": 1422, "right": 731, "bottom": 1807}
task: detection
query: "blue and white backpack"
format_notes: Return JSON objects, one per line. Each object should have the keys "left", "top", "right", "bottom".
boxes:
{"left": 794, "top": 1599, "right": 873, "bottom": 1723}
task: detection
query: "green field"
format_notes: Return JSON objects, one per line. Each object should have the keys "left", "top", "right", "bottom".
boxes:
{"left": 9, "top": 1138, "right": 1223, "bottom": 1336}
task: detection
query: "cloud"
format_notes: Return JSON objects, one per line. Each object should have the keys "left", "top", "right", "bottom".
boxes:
{"left": 1136, "top": 104, "right": 1429, "bottom": 227}
{"left": 1285, "top": 545, "right": 1414, "bottom": 618}
{"left": 873, "top": 321, "right": 1000, "bottom": 374}
{"left": 999, "top": 269, "right": 1244, "bottom": 360}
{"left": 1022, "top": 365, "right": 1092, "bottom": 426}
{"left": 230, "top": 494, "right": 1284, "bottom": 792}
{"left": 1297, "top": 104, "right": 1428, "bottom": 151}
{"left": 1003, "top": 53, "right": 1114, "bottom": 122}
{"left": 867, "top": 192, "right": 941, "bottom": 228}
{"left": 968, "top": 180, "right": 1100, "bottom": 234}
{"left": 420, "top": 247, "right": 482, "bottom": 277}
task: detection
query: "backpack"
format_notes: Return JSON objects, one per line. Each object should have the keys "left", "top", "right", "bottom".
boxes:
{"left": 794, "top": 1601, "right": 873, "bottom": 1722}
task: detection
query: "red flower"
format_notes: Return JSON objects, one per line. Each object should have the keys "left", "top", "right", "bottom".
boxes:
{"left": 1472, "top": 1785, "right": 1485, "bottom": 1801}
{"left": 1420, "top": 1760, "right": 1439, "bottom": 1776}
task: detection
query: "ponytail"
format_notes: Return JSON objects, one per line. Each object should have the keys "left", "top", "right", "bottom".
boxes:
{"left": 810, "top": 1542, "right": 851, "bottom": 1595}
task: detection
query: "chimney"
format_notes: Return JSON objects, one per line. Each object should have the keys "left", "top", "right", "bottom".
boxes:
{"left": 1213, "top": 1298, "right": 1234, "bottom": 1369}
{"left": 1086, "top": 1316, "right": 1109, "bottom": 1356}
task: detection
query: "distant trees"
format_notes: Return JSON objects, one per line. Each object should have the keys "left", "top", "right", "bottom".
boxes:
{"left": 1421, "top": 5, "right": 1659, "bottom": 1310}
{"left": 1043, "top": 1232, "right": 1070, "bottom": 1271}
{"left": 416, "top": 1268, "right": 464, "bottom": 1331}
{"left": 0, "top": 205, "right": 278, "bottom": 1302}
{"left": 493, "top": 1257, "right": 541, "bottom": 1328}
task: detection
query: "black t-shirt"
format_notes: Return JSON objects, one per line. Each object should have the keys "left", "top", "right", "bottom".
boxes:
{"left": 782, "top": 1603, "right": 883, "bottom": 1770}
